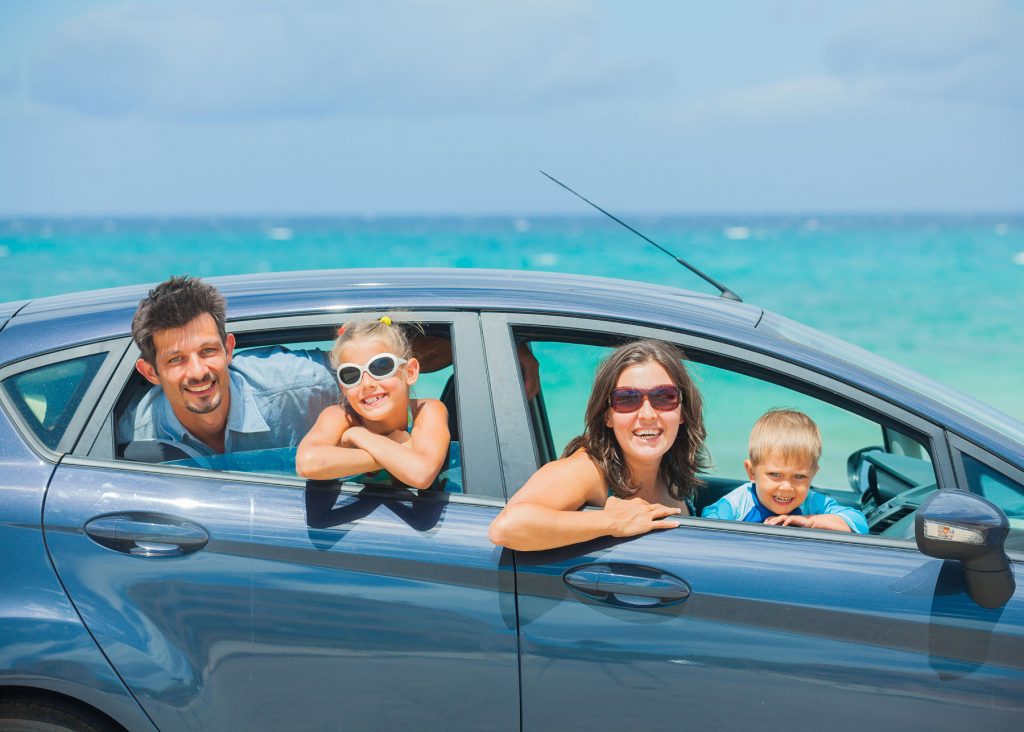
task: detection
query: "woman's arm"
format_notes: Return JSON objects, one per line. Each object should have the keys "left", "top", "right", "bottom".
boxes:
{"left": 342, "top": 399, "right": 450, "bottom": 490}
{"left": 295, "top": 405, "right": 383, "bottom": 480}
{"left": 488, "top": 451, "right": 682, "bottom": 551}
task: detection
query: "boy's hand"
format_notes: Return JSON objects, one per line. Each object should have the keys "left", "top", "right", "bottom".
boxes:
{"left": 764, "top": 514, "right": 852, "bottom": 532}
{"left": 764, "top": 514, "right": 814, "bottom": 528}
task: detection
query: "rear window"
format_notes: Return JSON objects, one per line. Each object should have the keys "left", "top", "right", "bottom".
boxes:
{"left": 1, "top": 353, "right": 107, "bottom": 450}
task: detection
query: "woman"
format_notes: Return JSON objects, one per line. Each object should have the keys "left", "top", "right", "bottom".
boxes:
{"left": 488, "top": 339, "right": 708, "bottom": 550}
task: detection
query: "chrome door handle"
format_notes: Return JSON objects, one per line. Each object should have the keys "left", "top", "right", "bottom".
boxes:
{"left": 564, "top": 563, "right": 690, "bottom": 607}
{"left": 85, "top": 513, "right": 209, "bottom": 557}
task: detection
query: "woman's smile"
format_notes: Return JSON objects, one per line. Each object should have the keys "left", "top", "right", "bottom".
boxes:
{"left": 606, "top": 362, "right": 682, "bottom": 462}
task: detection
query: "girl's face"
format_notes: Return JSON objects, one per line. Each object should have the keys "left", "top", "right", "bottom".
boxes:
{"left": 339, "top": 339, "right": 419, "bottom": 422}
{"left": 604, "top": 360, "right": 683, "bottom": 467}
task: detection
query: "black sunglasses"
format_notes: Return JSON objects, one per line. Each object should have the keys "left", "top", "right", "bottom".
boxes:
{"left": 608, "top": 384, "right": 681, "bottom": 413}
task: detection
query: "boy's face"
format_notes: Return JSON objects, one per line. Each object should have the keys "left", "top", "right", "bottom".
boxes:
{"left": 745, "top": 452, "right": 818, "bottom": 515}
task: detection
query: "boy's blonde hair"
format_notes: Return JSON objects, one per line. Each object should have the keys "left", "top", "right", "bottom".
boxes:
{"left": 749, "top": 409, "right": 821, "bottom": 468}
{"left": 329, "top": 316, "right": 420, "bottom": 371}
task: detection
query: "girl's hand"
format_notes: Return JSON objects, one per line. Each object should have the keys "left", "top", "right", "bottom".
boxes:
{"left": 388, "top": 429, "right": 412, "bottom": 445}
{"left": 340, "top": 426, "right": 368, "bottom": 448}
{"left": 604, "top": 495, "right": 681, "bottom": 537}
{"left": 295, "top": 406, "right": 384, "bottom": 480}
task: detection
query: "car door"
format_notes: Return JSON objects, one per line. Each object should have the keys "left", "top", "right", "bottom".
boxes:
{"left": 482, "top": 313, "right": 1024, "bottom": 732}
{"left": 43, "top": 312, "right": 520, "bottom": 732}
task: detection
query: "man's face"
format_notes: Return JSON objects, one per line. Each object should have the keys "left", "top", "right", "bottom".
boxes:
{"left": 136, "top": 313, "right": 235, "bottom": 422}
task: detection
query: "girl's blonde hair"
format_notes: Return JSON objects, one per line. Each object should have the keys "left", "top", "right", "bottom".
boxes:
{"left": 329, "top": 315, "right": 420, "bottom": 371}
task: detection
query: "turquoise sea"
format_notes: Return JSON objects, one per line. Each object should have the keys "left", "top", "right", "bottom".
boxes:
{"left": 2, "top": 215, "right": 1022, "bottom": 429}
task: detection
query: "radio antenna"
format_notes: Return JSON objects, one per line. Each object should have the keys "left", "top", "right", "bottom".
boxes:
{"left": 539, "top": 170, "right": 742, "bottom": 302}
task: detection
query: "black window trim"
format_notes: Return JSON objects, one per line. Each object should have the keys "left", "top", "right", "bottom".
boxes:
{"left": 72, "top": 310, "right": 507, "bottom": 503}
{"left": 948, "top": 432, "right": 1024, "bottom": 491}
{"left": 0, "top": 339, "right": 130, "bottom": 459}
{"left": 482, "top": 312, "right": 956, "bottom": 514}
{"left": 948, "top": 434, "right": 1024, "bottom": 562}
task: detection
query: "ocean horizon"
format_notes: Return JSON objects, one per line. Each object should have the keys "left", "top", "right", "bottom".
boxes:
{"left": 2, "top": 213, "right": 1022, "bottom": 422}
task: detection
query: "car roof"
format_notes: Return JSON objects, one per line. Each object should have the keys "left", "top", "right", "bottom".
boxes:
{"left": 0, "top": 268, "right": 762, "bottom": 360}
{"left": 2, "top": 267, "right": 1022, "bottom": 465}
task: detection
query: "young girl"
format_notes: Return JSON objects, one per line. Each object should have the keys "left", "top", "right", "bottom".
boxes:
{"left": 296, "top": 316, "right": 450, "bottom": 489}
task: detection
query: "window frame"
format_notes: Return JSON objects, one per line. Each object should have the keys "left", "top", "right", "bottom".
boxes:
{"left": 0, "top": 339, "right": 130, "bottom": 459}
{"left": 481, "top": 312, "right": 958, "bottom": 530}
{"left": 948, "top": 431, "right": 1024, "bottom": 527}
{"left": 69, "top": 311, "right": 507, "bottom": 503}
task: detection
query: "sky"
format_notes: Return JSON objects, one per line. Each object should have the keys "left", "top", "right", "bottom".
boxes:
{"left": 0, "top": 0, "right": 1021, "bottom": 216}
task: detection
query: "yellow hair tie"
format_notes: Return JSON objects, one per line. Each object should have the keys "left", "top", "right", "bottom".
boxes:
{"left": 379, "top": 316, "right": 392, "bottom": 326}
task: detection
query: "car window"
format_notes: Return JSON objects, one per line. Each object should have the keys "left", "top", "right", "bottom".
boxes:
{"left": 519, "top": 330, "right": 938, "bottom": 540}
{"left": 112, "top": 324, "right": 464, "bottom": 492}
{"left": 1, "top": 352, "right": 107, "bottom": 450}
{"left": 962, "top": 454, "right": 1024, "bottom": 519}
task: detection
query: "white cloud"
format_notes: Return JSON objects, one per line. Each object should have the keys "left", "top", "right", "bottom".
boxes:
{"left": 823, "top": 0, "right": 1024, "bottom": 107}
{"left": 676, "top": 74, "right": 878, "bottom": 125}
{"left": 668, "top": 0, "right": 1023, "bottom": 127}
{"left": 25, "top": 0, "right": 663, "bottom": 120}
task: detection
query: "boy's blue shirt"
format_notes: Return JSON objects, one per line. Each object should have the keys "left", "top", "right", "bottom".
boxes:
{"left": 702, "top": 482, "right": 869, "bottom": 534}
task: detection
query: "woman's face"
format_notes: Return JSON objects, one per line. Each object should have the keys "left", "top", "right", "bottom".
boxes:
{"left": 604, "top": 360, "right": 683, "bottom": 465}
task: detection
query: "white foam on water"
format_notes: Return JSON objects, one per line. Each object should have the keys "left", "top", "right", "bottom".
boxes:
{"left": 995, "top": 223, "right": 1010, "bottom": 236}
{"left": 1012, "top": 251, "right": 1024, "bottom": 265}
{"left": 724, "top": 226, "right": 750, "bottom": 240}
{"left": 266, "top": 226, "right": 294, "bottom": 241}
{"left": 532, "top": 252, "right": 558, "bottom": 266}
{"left": 514, "top": 218, "right": 531, "bottom": 233}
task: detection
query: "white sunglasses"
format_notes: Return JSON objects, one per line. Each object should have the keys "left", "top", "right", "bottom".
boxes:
{"left": 335, "top": 352, "right": 408, "bottom": 387}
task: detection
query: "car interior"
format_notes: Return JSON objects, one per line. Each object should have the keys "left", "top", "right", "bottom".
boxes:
{"left": 513, "top": 328, "right": 943, "bottom": 541}
{"left": 110, "top": 322, "right": 465, "bottom": 492}
{"left": 8, "top": 320, "right": 1016, "bottom": 546}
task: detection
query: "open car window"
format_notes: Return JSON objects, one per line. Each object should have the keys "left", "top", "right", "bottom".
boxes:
{"left": 516, "top": 328, "right": 939, "bottom": 541}
{"left": 111, "top": 323, "right": 464, "bottom": 492}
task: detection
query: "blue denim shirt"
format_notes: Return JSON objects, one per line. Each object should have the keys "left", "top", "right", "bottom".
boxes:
{"left": 118, "top": 346, "right": 339, "bottom": 457}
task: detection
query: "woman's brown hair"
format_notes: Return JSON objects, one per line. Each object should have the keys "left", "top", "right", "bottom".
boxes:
{"left": 562, "top": 339, "right": 709, "bottom": 502}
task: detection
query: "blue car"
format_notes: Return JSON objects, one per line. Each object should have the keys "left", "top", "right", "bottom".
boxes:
{"left": 1, "top": 269, "right": 1022, "bottom": 731}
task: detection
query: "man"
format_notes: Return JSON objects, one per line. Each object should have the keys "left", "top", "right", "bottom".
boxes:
{"left": 119, "top": 276, "right": 338, "bottom": 459}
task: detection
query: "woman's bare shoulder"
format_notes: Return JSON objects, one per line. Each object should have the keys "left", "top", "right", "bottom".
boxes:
{"left": 512, "top": 448, "right": 607, "bottom": 509}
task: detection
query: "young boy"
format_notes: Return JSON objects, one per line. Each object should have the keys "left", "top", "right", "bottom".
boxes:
{"left": 702, "top": 409, "right": 868, "bottom": 533}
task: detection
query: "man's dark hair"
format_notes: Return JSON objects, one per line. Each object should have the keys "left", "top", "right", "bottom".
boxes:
{"left": 132, "top": 276, "right": 228, "bottom": 367}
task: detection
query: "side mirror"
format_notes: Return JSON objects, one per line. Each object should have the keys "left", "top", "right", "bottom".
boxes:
{"left": 915, "top": 490, "right": 1015, "bottom": 609}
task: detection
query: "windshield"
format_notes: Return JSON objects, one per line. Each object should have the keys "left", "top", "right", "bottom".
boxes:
{"left": 759, "top": 311, "right": 1024, "bottom": 447}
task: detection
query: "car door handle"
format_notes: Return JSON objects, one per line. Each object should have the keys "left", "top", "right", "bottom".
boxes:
{"left": 564, "top": 563, "right": 690, "bottom": 607}
{"left": 85, "top": 513, "right": 209, "bottom": 558}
